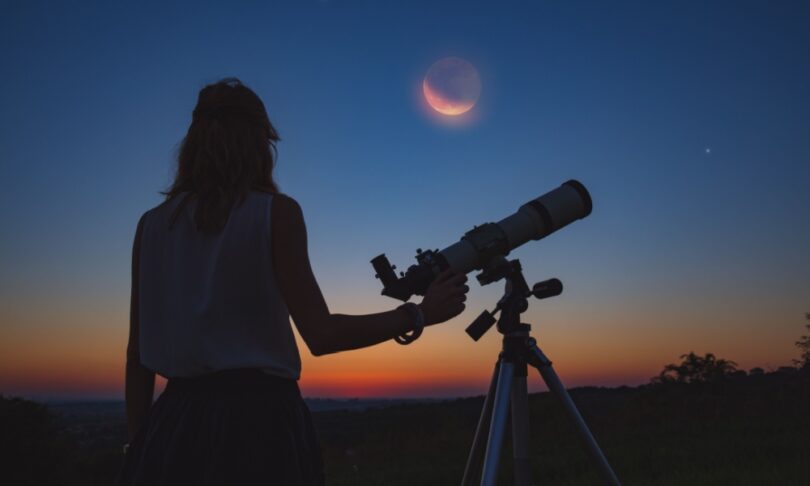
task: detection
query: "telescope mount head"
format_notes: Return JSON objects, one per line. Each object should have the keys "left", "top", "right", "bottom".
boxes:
{"left": 465, "top": 258, "right": 563, "bottom": 341}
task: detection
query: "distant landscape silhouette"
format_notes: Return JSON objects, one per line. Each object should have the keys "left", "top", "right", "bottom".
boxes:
{"left": 3, "top": 313, "right": 808, "bottom": 485}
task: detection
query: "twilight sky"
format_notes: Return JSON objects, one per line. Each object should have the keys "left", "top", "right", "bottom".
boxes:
{"left": 1, "top": 0, "right": 809, "bottom": 399}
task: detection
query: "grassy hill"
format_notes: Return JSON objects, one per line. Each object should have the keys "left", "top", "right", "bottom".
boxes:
{"left": 2, "top": 370, "right": 808, "bottom": 485}
{"left": 315, "top": 373, "right": 809, "bottom": 485}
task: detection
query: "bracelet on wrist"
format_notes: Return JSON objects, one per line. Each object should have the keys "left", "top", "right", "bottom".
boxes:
{"left": 395, "top": 303, "right": 424, "bottom": 345}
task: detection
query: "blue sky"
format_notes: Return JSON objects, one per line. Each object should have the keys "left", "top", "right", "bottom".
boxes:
{"left": 1, "top": 1, "right": 809, "bottom": 397}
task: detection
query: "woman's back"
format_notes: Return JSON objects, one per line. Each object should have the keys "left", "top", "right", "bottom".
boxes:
{"left": 137, "top": 191, "right": 301, "bottom": 379}
{"left": 119, "top": 79, "right": 466, "bottom": 486}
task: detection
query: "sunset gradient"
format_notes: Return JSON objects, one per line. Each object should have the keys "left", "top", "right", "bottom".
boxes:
{"left": 1, "top": 1, "right": 809, "bottom": 400}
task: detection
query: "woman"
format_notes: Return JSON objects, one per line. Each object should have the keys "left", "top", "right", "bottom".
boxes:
{"left": 116, "top": 78, "right": 469, "bottom": 485}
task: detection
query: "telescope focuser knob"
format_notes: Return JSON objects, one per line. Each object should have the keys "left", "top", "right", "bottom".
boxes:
{"left": 466, "top": 310, "right": 497, "bottom": 341}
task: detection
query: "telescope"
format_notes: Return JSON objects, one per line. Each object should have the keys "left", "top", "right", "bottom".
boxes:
{"left": 372, "top": 180, "right": 621, "bottom": 485}
{"left": 371, "top": 180, "right": 592, "bottom": 301}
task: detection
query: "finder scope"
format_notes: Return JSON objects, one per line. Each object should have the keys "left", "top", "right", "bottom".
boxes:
{"left": 371, "top": 180, "right": 592, "bottom": 301}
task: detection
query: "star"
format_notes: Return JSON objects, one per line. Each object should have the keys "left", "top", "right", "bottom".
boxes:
{"left": 705, "top": 148, "right": 711, "bottom": 154}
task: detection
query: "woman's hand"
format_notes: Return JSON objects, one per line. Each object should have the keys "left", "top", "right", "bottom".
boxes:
{"left": 419, "top": 270, "right": 469, "bottom": 325}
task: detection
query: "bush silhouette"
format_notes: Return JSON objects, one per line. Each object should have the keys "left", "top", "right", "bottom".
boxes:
{"left": 652, "top": 352, "right": 738, "bottom": 385}
{"left": 0, "top": 395, "right": 80, "bottom": 486}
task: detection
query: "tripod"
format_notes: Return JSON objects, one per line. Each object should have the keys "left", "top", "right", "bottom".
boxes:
{"left": 460, "top": 258, "right": 621, "bottom": 486}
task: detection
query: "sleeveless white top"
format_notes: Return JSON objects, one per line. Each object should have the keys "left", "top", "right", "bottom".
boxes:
{"left": 137, "top": 191, "right": 301, "bottom": 379}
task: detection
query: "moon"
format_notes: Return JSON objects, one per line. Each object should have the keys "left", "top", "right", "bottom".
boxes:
{"left": 422, "top": 57, "right": 482, "bottom": 116}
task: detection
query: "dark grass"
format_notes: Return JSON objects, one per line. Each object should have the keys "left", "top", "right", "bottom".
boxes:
{"left": 2, "top": 370, "right": 808, "bottom": 485}
{"left": 315, "top": 374, "right": 810, "bottom": 485}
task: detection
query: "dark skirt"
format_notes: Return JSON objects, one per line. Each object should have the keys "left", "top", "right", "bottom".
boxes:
{"left": 116, "top": 369, "right": 324, "bottom": 486}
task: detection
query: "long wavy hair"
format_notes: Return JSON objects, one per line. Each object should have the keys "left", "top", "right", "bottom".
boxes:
{"left": 165, "top": 78, "right": 280, "bottom": 233}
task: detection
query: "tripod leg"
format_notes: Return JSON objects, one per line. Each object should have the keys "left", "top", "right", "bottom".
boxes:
{"left": 461, "top": 361, "right": 501, "bottom": 486}
{"left": 527, "top": 342, "right": 621, "bottom": 486}
{"left": 510, "top": 365, "right": 532, "bottom": 486}
{"left": 481, "top": 360, "right": 514, "bottom": 486}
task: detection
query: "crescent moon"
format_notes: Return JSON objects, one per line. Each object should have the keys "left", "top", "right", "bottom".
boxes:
{"left": 422, "top": 79, "right": 476, "bottom": 116}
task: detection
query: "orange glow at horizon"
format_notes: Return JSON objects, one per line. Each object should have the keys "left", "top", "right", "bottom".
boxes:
{"left": 0, "top": 292, "right": 804, "bottom": 399}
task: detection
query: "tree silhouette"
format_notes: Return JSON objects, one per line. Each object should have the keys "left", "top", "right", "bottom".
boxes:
{"left": 794, "top": 312, "right": 810, "bottom": 369}
{"left": 0, "top": 395, "right": 80, "bottom": 485}
{"left": 653, "top": 352, "right": 738, "bottom": 384}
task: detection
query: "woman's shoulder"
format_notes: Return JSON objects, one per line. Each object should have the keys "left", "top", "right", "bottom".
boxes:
{"left": 253, "top": 190, "right": 297, "bottom": 213}
{"left": 140, "top": 195, "right": 185, "bottom": 223}
{"left": 266, "top": 193, "right": 305, "bottom": 231}
{"left": 272, "top": 193, "right": 301, "bottom": 211}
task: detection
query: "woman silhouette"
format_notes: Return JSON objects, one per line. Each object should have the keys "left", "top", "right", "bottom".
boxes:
{"left": 116, "top": 78, "right": 468, "bottom": 485}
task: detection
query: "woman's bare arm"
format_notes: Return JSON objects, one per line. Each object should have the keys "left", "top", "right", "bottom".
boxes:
{"left": 125, "top": 215, "right": 155, "bottom": 441}
{"left": 272, "top": 195, "right": 468, "bottom": 356}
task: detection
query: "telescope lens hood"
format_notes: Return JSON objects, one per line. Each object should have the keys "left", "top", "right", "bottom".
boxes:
{"left": 563, "top": 179, "right": 592, "bottom": 217}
